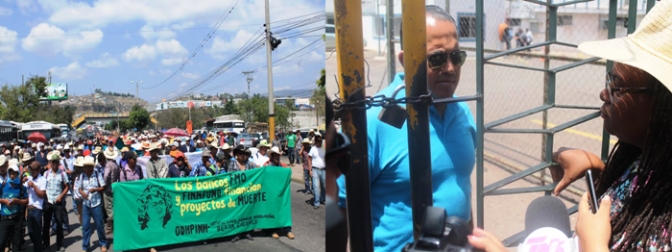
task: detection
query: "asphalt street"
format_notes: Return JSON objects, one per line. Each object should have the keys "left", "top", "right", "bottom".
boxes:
{"left": 22, "top": 181, "right": 323, "bottom": 252}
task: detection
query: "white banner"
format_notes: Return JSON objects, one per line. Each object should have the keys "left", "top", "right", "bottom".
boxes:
{"left": 115, "top": 151, "right": 205, "bottom": 178}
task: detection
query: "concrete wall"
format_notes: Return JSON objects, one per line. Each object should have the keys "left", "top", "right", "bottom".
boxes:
{"left": 289, "top": 110, "right": 324, "bottom": 130}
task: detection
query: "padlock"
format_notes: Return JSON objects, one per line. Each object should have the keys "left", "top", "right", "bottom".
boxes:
{"left": 378, "top": 104, "right": 407, "bottom": 129}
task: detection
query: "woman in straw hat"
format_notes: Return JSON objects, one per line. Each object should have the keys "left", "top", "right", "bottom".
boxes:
{"left": 469, "top": 2, "right": 672, "bottom": 251}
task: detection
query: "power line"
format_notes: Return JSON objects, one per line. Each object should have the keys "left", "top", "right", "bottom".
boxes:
{"left": 144, "top": 0, "right": 240, "bottom": 89}
{"left": 148, "top": 14, "right": 324, "bottom": 102}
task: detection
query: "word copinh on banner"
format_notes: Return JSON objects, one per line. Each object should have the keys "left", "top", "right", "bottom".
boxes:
{"left": 112, "top": 167, "right": 293, "bottom": 250}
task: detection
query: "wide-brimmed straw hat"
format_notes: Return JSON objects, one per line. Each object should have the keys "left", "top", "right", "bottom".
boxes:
{"left": 256, "top": 140, "right": 271, "bottom": 149}
{"left": 268, "top": 146, "right": 282, "bottom": 156}
{"left": 104, "top": 148, "right": 118, "bottom": 159}
{"left": 578, "top": 1, "right": 672, "bottom": 90}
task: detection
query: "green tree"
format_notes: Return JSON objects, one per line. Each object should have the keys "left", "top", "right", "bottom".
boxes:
{"left": 236, "top": 94, "right": 291, "bottom": 130}
{"left": 128, "top": 104, "right": 151, "bottom": 130}
{"left": 310, "top": 68, "right": 326, "bottom": 123}
{"left": 0, "top": 76, "right": 48, "bottom": 122}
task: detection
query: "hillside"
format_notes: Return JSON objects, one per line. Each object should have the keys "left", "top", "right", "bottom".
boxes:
{"left": 59, "top": 91, "right": 149, "bottom": 117}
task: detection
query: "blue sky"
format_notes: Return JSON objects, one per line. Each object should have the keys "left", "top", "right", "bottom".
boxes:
{"left": 0, "top": 0, "right": 325, "bottom": 105}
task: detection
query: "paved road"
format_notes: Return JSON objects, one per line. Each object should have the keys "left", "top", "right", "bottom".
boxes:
{"left": 24, "top": 181, "right": 323, "bottom": 252}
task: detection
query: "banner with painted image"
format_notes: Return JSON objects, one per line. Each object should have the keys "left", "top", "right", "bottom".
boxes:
{"left": 112, "top": 167, "right": 292, "bottom": 250}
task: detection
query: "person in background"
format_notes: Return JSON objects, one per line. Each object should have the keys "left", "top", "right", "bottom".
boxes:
{"left": 309, "top": 133, "right": 325, "bottom": 210}
{"left": 101, "top": 148, "right": 119, "bottom": 235}
{"left": 42, "top": 152, "right": 69, "bottom": 252}
{"left": 0, "top": 164, "right": 27, "bottom": 252}
{"left": 146, "top": 144, "right": 169, "bottom": 179}
{"left": 71, "top": 157, "right": 84, "bottom": 229}
{"left": 195, "top": 140, "right": 205, "bottom": 152}
{"left": 24, "top": 161, "right": 46, "bottom": 252}
{"left": 227, "top": 146, "right": 257, "bottom": 173}
{"left": 295, "top": 130, "right": 303, "bottom": 165}
{"left": 167, "top": 152, "right": 191, "bottom": 178}
{"left": 35, "top": 144, "right": 47, "bottom": 168}
{"left": 300, "top": 139, "right": 313, "bottom": 195}
{"left": 118, "top": 152, "right": 144, "bottom": 182}
{"left": 285, "top": 131, "right": 297, "bottom": 166}
{"left": 190, "top": 150, "right": 214, "bottom": 177}
{"left": 219, "top": 143, "right": 234, "bottom": 173}
{"left": 119, "top": 147, "right": 130, "bottom": 169}
{"left": 76, "top": 156, "right": 108, "bottom": 252}
{"left": 263, "top": 147, "right": 295, "bottom": 239}
{"left": 253, "top": 140, "right": 271, "bottom": 167}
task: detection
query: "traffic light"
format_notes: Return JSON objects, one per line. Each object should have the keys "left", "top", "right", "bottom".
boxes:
{"left": 271, "top": 37, "right": 282, "bottom": 51}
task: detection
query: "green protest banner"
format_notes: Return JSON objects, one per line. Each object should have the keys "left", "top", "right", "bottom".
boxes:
{"left": 112, "top": 167, "right": 292, "bottom": 250}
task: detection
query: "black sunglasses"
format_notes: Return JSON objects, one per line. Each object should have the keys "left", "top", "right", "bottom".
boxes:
{"left": 427, "top": 50, "right": 467, "bottom": 70}
{"left": 605, "top": 72, "right": 656, "bottom": 101}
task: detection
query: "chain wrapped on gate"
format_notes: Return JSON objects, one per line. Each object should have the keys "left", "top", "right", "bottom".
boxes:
{"left": 332, "top": 90, "right": 433, "bottom": 129}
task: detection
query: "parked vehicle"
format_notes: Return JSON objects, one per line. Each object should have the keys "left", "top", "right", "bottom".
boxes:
{"left": 238, "top": 133, "right": 256, "bottom": 148}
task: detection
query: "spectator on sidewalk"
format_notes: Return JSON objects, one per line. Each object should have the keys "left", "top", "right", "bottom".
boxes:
{"left": 310, "top": 133, "right": 326, "bottom": 210}
{"left": 263, "top": 147, "right": 295, "bottom": 240}
{"left": 295, "top": 130, "right": 303, "bottom": 165}
{"left": 285, "top": 131, "right": 297, "bottom": 166}
{"left": 76, "top": 156, "right": 108, "bottom": 252}
{"left": 300, "top": 139, "right": 313, "bottom": 195}
{"left": 43, "top": 152, "right": 69, "bottom": 252}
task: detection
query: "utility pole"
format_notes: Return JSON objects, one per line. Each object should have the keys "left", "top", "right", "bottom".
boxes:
{"left": 130, "top": 81, "right": 143, "bottom": 98}
{"left": 264, "top": 0, "right": 275, "bottom": 142}
{"left": 242, "top": 71, "right": 254, "bottom": 97}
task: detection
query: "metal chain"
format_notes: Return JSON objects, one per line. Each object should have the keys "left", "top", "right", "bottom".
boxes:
{"left": 332, "top": 91, "right": 433, "bottom": 114}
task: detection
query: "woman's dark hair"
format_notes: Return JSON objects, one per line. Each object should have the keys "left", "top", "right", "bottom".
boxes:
{"left": 595, "top": 69, "right": 672, "bottom": 250}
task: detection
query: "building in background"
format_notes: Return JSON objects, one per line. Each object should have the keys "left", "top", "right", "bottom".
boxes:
{"left": 325, "top": 0, "right": 648, "bottom": 53}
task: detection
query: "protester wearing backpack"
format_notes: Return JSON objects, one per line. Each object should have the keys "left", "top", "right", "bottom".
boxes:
{"left": 75, "top": 156, "right": 108, "bottom": 252}
{"left": 101, "top": 148, "right": 119, "bottom": 235}
{"left": 42, "top": 152, "right": 69, "bottom": 252}
{"left": 119, "top": 152, "right": 144, "bottom": 182}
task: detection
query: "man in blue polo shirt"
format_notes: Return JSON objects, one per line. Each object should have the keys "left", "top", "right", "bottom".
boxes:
{"left": 336, "top": 5, "right": 476, "bottom": 252}
{"left": 0, "top": 165, "right": 28, "bottom": 251}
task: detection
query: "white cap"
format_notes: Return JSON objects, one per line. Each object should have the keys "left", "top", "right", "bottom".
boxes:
{"left": 8, "top": 165, "right": 18, "bottom": 173}
{"left": 0, "top": 155, "right": 6, "bottom": 166}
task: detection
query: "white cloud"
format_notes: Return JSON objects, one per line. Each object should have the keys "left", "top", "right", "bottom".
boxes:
{"left": 0, "top": 6, "right": 12, "bottom": 16}
{"left": 86, "top": 53, "right": 119, "bottom": 68}
{"left": 171, "top": 21, "right": 195, "bottom": 30}
{"left": 122, "top": 44, "right": 156, "bottom": 62}
{"left": 139, "top": 25, "right": 176, "bottom": 41}
{"left": 49, "top": 61, "right": 86, "bottom": 79}
{"left": 0, "top": 26, "right": 20, "bottom": 63}
{"left": 123, "top": 39, "right": 187, "bottom": 65}
{"left": 15, "top": 0, "right": 38, "bottom": 14}
{"left": 21, "top": 23, "right": 103, "bottom": 57}
{"left": 181, "top": 72, "right": 199, "bottom": 80}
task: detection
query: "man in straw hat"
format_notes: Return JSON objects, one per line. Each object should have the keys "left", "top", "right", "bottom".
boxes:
{"left": 43, "top": 152, "right": 69, "bottom": 251}
{"left": 253, "top": 140, "right": 272, "bottom": 167}
{"left": 24, "top": 161, "right": 47, "bottom": 252}
{"left": 190, "top": 150, "right": 216, "bottom": 177}
{"left": 100, "top": 148, "right": 119, "bottom": 235}
{"left": 75, "top": 156, "right": 108, "bottom": 252}
{"left": 228, "top": 145, "right": 257, "bottom": 173}
{"left": 146, "top": 143, "right": 168, "bottom": 179}
{"left": 0, "top": 164, "right": 28, "bottom": 252}
{"left": 218, "top": 143, "right": 234, "bottom": 173}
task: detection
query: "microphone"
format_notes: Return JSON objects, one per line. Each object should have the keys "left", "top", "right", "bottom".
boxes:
{"left": 518, "top": 196, "right": 578, "bottom": 252}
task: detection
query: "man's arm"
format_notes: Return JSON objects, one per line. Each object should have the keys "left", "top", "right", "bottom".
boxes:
{"left": 146, "top": 162, "right": 156, "bottom": 178}
{"left": 57, "top": 181, "right": 69, "bottom": 203}
{"left": 29, "top": 180, "right": 46, "bottom": 199}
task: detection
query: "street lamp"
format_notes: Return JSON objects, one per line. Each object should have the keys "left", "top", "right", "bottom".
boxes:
{"left": 130, "top": 81, "right": 143, "bottom": 98}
